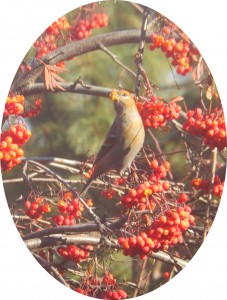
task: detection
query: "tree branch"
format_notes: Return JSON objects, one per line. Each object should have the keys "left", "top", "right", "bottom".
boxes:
{"left": 20, "top": 82, "right": 113, "bottom": 97}
{"left": 26, "top": 234, "right": 187, "bottom": 268}
{"left": 135, "top": 7, "right": 150, "bottom": 98}
{"left": 22, "top": 215, "right": 128, "bottom": 241}
{"left": 14, "top": 29, "right": 151, "bottom": 93}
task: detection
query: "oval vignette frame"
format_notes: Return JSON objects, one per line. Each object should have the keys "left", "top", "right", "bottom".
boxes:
{"left": 0, "top": 1, "right": 227, "bottom": 300}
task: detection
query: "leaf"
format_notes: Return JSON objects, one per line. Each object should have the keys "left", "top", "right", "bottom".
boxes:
{"left": 206, "top": 85, "right": 213, "bottom": 101}
{"left": 47, "top": 65, "right": 68, "bottom": 73}
{"left": 193, "top": 58, "right": 204, "bottom": 83}
{"left": 43, "top": 64, "right": 68, "bottom": 92}
{"left": 192, "top": 66, "right": 197, "bottom": 82}
{"left": 51, "top": 71, "right": 66, "bottom": 83}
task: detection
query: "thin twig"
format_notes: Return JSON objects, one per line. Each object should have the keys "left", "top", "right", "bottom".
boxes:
{"left": 22, "top": 156, "right": 92, "bottom": 168}
{"left": 133, "top": 257, "right": 148, "bottom": 297}
{"left": 135, "top": 7, "right": 150, "bottom": 98}
{"left": 147, "top": 129, "right": 166, "bottom": 164}
{"left": 99, "top": 42, "right": 136, "bottom": 78}
{"left": 203, "top": 147, "right": 217, "bottom": 240}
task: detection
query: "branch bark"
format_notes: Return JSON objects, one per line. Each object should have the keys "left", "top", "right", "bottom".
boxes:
{"left": 20, "top": 82, "right": 113, "bottom": 97}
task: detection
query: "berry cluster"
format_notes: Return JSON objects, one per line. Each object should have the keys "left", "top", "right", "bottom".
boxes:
{"left": 7, "top": 124, "right": 31, "bottom": 146}
{"left": 33, "top": 13, "right": 109, "bottom": 68}
{"left": 121, "top": 181, "right": 161, "bottom": 210}
{"left": 136, "top": 96, "right": 181, "bottom": 129}
{"left": 52, "top": 193, "right": 84, "bottom": 226}
{"left": 19, "top": 63, "right": 33, "bottom": 72}
{"left": 149, "top": 26, "right": 199, "bottom": 75}
{"left": 75, "top": 273, "right": 127, "bottom": 299}
{"left": 22, "top": 98, "right": 42, "bottom": 118}
{"left": 101, "top": 188, "right": 116, "bottom": 199}
{"left": 0, "top": 124, "right": 31, "bottom": 171}
{"left": 46, "top": 16, "right": 70, "bottom": 35}
{"left": 71, "top": 13, "right": 109, "bottom": 40}
{"left": 99, "top": 289, "right": 127, "bottom": 300}
{"left": 183, "top": 108, "right": 227, "bottom": 150}
{"left": 34, "top": 16, "right": 70, "bottom": 59}
{"left": 121, "top": 159, "right": 171, "bottom": 210}
{"left": 76, "top": 287, "right": 127, "bottom": 299}
{"left": 4, "top": 95, "right": 24, "bottom": 117}
{"left": 191, "top": 175, "right": 224, "bottom": 197}
{"left": 57, "top": 244, "right": 92, "bottom": 263}
{"left": 118, "top": 205, "right": 195, "bottom": 259}
{"left": 149, "top": 159, "right": 171, "bottom": 181}
{"left": 25, "top": 197, "right": 51, "bottom": 219}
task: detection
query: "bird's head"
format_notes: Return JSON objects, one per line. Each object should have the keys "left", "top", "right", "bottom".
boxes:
{"left": 109, "top": 89, "right": 136, "bottom": 114}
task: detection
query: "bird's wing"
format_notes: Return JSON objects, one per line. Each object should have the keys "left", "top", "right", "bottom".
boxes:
{"left": 94, "top": 117, "right": 120, "bottom": 165}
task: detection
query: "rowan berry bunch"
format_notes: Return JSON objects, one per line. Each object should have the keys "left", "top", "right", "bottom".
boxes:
{"left": 25, "top": 197, "right": 51, "bottom": 219}
{"left": 0, "top": 124, "right": 31, "bottom": 171}
{"left": 120, "top": 158, "right": 171, "bottom": 210}
{"left": 191, "top": 175, "right": 224, "bottom": 197}
{"left": 34, "top": 16, "right": 70, "bottom": 59}
{"left": 22, "top": 98, "right": 42, "bottom": 118}
{"left": 136, "top": 96, "right": 181, "bottom": 129}
{"left": 101, "top": 188, "right": 116, "bottom": 199}
{"left": 149, "top": 159, "right": 171, "bottom": 181}
{"left": 33, "top": 12, "right": 109, "bottom": 68}
{"left": 4, "top": 95, "right": 24, "bottom": 117}
{"left": 118, "top": 204, "right": 195, "bottom": 259}
{"left": 71, "top": 13, "right": 109, "bottom": 40}
{"left": 183, "top": 108, "right": 227, "bottom": 150}
{"left": 6, "top": 124, "right": 31, "bottom": 146}
{"left": 57, "top": 244, "right": 93, "bottom": 263}
{"left": 121, "top": 181, "right": 159, "bottom": 210}
{"left": 52, "top": 192, "right": 84, "bottom": 226}
{"left": 149, "top": 26, "right": 199, "bottom": 75}
{"left": 75, "top": 273, "right": 127, "bottom": 299}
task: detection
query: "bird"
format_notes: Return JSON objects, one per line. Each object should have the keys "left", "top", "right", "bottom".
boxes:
{"left": 79, "top": 89, "right": 145, "bottom": 197}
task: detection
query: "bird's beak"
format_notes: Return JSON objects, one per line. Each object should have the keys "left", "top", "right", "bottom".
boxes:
{"left": 109, "top": 89, "right": 119, "bottom": 101}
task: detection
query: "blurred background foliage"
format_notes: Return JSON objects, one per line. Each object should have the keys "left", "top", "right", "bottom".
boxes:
{"left": 2, "top": 1, "right": 208, "bottom": 293}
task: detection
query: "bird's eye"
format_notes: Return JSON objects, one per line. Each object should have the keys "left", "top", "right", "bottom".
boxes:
{"left": 122, "top": 92, "right": 128, "bottom": 97}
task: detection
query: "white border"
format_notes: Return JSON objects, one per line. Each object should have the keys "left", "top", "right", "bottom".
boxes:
{"left": 0, "top": 1, "right": 227, "bottom": 299}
